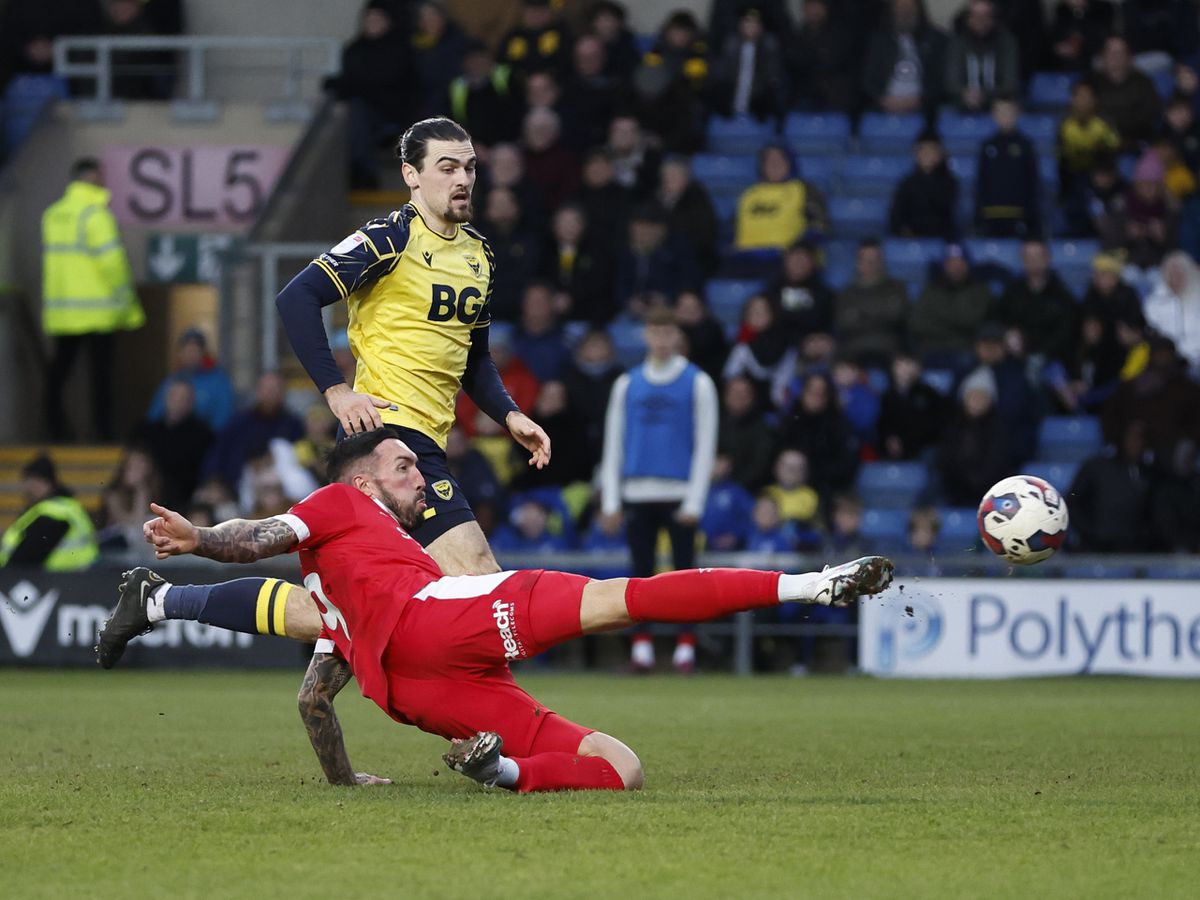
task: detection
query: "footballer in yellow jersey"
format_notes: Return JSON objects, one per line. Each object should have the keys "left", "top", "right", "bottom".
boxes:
{"left": 277, "top": 116, "right": 549, "bottom": 558}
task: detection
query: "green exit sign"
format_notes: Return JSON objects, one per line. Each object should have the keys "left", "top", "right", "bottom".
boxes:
{"left": 145, "top": 233, "right": 237, "bottom": 283}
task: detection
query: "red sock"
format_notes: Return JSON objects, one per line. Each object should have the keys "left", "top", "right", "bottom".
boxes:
{"left": 624, "top": 569, "right": 781, "bottom": 624}
{"left": 511, "top": 753, "right": 625, "bottom": 792}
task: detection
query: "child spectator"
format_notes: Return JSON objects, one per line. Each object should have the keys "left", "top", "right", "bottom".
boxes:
{"left": 734, "top": 144, "right": 829, "bottom": 251}
{"left": 701, "top": 455, "right": 756, "bottom": 551}
{"left": 491, "top": 498, "right": 574, "bottom": 555}
{"left": 889, "top": 131, "right": 959, "bottom": 239}
{"left": 1061, "top": 152, "right": 1126, "bottom": 239}
{"left": 907, "top": 506, "right": 942, "bottom": 554}
{"left": 825, "top": 492, "right": 870, "bottom": 556}
{"left": 146, "top": 328, "right": 236, "bottom": 432}
{"left": 976, "top": 96, "right": 1040, "bottom": 237}
{"left": 1057, "top": 81, "right": 1120, "bottom": 198}
{"left": 764, "top": 449, "right": 822, "bottom": 538}
{"left": 97, "top": 446, "right": 161, "bottom": 550}
{"left": 746, "top": 495, "right": 797, "bottom": 553}
{"left": 831, "top": 357, "right": 881, "bottom": 449}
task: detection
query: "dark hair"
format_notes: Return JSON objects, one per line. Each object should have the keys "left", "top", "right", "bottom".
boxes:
{"left": 394, "top": 117, "right": 471, "bottom": 170}
{"left": 71, "top": 157, "right": 101, "bottom": 180}
{"left": 325, "top": 427, "right": 398, "bottom": 484}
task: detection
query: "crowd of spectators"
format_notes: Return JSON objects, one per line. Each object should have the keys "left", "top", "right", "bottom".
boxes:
{"left": 27, "top": 0, "right": 1199, "bottom": 566}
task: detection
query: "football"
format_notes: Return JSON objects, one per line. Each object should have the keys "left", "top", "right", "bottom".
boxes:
{"left": 977, "top": 475, "right": 1070, "bottom": 565}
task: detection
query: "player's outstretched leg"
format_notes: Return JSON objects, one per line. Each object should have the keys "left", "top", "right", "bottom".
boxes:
{"left": 96, "top": 569, "right": 320, "bottom": 667}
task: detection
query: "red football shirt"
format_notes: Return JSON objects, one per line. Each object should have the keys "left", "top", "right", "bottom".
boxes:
{"left": 280, "top": 482, "right": 443, "bottom": 709}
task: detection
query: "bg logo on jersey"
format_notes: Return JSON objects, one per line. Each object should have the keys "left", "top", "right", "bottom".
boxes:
{"left": 428, "top": 284, "right": 484, "bottom": 324}
{"left": 492, "top": 598, "right": 524, "bottom": 660}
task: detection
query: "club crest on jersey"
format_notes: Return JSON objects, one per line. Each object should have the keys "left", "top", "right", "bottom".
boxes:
{"left": 431, "top": 479, "right": 454, "bottom": 501}
{"left": 463, "top": 254, "right": 482, "bottom": 278}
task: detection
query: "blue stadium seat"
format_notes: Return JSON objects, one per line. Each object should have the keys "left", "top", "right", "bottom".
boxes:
{"left": 947, "top": 155, "right": 978, "bottom": 184}
{"left": 1050, "top": 239, "right": 1100, "bottom": 275}
{"left": 1037, "top": 155, "right": 1059, "bottom": 192}
{"left": 858, "top": 113, "right": 924, "bottom": 154}
{"left": 690, "top": 153, "right": 757, "bottom": 192}
{"left": 965, "top": 238, "right": 1022, "bottom": 272}
{"left": 783, "top": 112, "right": 851, "bottom": 155}
{"left": 1019, "top": 114, "right": 1058, "bottom": 152}
{"left": 830, "top": 197, "right": 889, "bottom": 239}
{"left": 706, "top": 278, "right": 767, "bottom": 332}
{"left": 1022, "top": 461, "right": 1081, "bottom": 492}
{"left": 937, "top": 111, "right": 994, "bottom": 155}
{"left": 857, "top": 461, "right": 930, "bottom": 508}
{"left": 798, "top": 156, "right": 836, "bottom": 193}
{"left": 711, "top": 192, "right": 740, "bottom": 225}
{"left": 608, "top": 320, "right": 646, "bottom": 369}
{"left": 1037, "top": 416, "right": 1102, "bottom": 462}
{"left": 922, "top": 368, "right": 956, "bottom": 395}
{"left": 837, "top": 155, "right": 910, "bottom": 197}
{"left": 1153, "top": 68, "right": 1175, "bottom": 101}
{"left": 3, "top": 74, "right": 68, "bottom": 156}
{"left": 861, "top": 508, "right": 910, "bottom": 549}
{"left": 937, "top": 507, "right": 981, "bottom": 548}
{"left": 1028, "top": 71, "right": 1079, "bottom": 109}
{"left": 883, "top": 237, "right": 944, "bottom": 283}
{"left": 707, "top": 115, "right": 778, "bottom": 154}
{"left": 821, "top": 239, "right": 859, "bottom": 289}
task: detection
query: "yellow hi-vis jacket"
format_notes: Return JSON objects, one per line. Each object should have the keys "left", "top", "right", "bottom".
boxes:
{"left": 0, "top": 495, "right": 99, "bottom": 571}
{"left": 41, "top": 180, "right": 144, "bottom": 336}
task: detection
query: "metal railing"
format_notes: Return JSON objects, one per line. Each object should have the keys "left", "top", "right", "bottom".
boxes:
{"left": 53, "top": 35, "right": 339, "bottom": 108}
{"left": 242, "top": 242, "right": 329, "bottom": 371}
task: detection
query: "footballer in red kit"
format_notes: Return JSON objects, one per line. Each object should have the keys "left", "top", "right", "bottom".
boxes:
{"left": 109, "top": 428, "right": 895, "bottom": 793}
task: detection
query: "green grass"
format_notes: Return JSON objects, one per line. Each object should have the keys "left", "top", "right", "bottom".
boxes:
{"left": 1, "top": 672, "right": 1197, "bottom": 899}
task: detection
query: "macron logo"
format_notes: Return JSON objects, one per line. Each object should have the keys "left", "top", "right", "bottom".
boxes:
{"left": 492, "top": 598, "right": 521, "bottom": 660}
{"left": 0, "top": 581, "right": 58, "bottom": 658}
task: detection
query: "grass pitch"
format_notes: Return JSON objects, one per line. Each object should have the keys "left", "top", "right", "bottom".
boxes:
{"left": 1, "top": 672, "right": 1196, "bottom": 899}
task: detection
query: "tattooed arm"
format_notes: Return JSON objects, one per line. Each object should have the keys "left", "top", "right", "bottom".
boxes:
{"left": 143, "top": 501, "right": 298, "bottom": 563}
{"left": 297, "top": 651, "right": 391, "bottom": 786}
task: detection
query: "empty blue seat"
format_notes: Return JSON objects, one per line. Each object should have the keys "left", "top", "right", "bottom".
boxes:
{"left": 1037, "top": 416, "right": 1102, "bottom": 462}
{"left": 706, "top": 278, "right": 767, "bottom": 330}
{"left": 4, "top": 74, "right": 68, "bottom": 156}
{"left": 707, "top": 115, "right": 778, "bottom": 154}
{"left": 1038, "top": 155, "right": 1059, "bottom": 190}
{"left": 858, "top": 113, "right": 924, "bottom": 154}
{"left": 711, "top": 192, "right": 740, "bottom": 224}
{"left": 965, "top": 238, "right": 1022, "bottom": 272}
{"left": 883, "top": 237, "right": 944, "bottom": 283}
{"left": 947, "top": 155, "right": 978, "bottom": 183}
{"left": 1028, "top": 71, "right": 1079, "bottom": 109}
{"left": 837, "top": 155, "right": 910, "bottom": 197}
{"left": 861, "top": 508, "right": 910, "bottom": 548}
{"left": 1022, "top": 461, "right": 1080, "bottom": 492}
{"left": 1019, "top": 114, "right": 1058, "bottom": 151}
{"left": 608, "top": 320, "right": 645, "bottom": 369}
{"left": 938, "top": 507, "right": 981, "bottom": 548}
{"left": 691, "top": 153, "right": 757, "bottom": 191}
{"left": 783, "top": 112, "right": 851, "bottom": 154}
{"left": 922, "top": 368, "right": 956, "bottom": 395}
{"left": 1063, "top": 562, "right": 1139, "bottom": 580}
{"left": 798, "top": 156, "right": 836, "bottom": 193}
{"left": 1050, "top": 239, "right": 1100, "bottom": 274}
{"left": 857, "top": 461, "right": 930, "bottom": 508}
{"left": 937, "top": 111, "right": 994, "bottom": 155}
{"left": 830, "top": 197, "right": 889, "bottom": 239}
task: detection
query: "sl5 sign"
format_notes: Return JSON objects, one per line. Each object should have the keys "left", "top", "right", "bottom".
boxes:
{"left": 103, "top": 145, "right": 290, "bottom": 228}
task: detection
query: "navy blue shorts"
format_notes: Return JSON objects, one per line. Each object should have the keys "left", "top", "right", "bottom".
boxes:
{"left": 336, "top": 424, "right": 475, "bottom": 546}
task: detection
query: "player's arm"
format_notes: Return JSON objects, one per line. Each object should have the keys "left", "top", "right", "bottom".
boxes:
{"left": 296, "top": 648, "right": 389, "bottom": 786}
{"left": 462, "top": 323, "right": 552, "bottom": 469}
{"left": 276, "top": 217, "right": 406, "bottom": 433}
{"left": 142, "top": 502, "right": 298, "bottom": 563}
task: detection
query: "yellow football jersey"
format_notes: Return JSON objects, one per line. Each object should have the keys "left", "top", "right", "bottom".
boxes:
{"left": 310, "top": 205, "right": 495, "bottom": 447}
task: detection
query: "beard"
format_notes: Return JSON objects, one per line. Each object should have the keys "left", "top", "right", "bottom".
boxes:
{"left": 377, "top": 485, "right": 423, "bottom": 532}
{"left": 444, "top": 196, "right": 474, "bottom": 223}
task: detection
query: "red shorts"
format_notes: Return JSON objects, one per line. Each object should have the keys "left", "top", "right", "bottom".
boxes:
{"left": 380, "top": 569, "right": 594, "bottom": 757}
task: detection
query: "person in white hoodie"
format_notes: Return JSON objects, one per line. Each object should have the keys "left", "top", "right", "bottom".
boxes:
{"left": 1143, "top": 250, "right": 1200, "bottom": 372}
{"left": 600, "top": 306, "right": 718, "bottom": 673}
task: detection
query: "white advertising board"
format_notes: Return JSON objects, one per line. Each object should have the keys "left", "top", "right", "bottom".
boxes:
{"left": 860, "top": 579, "right": 1200, "bottom": 678}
